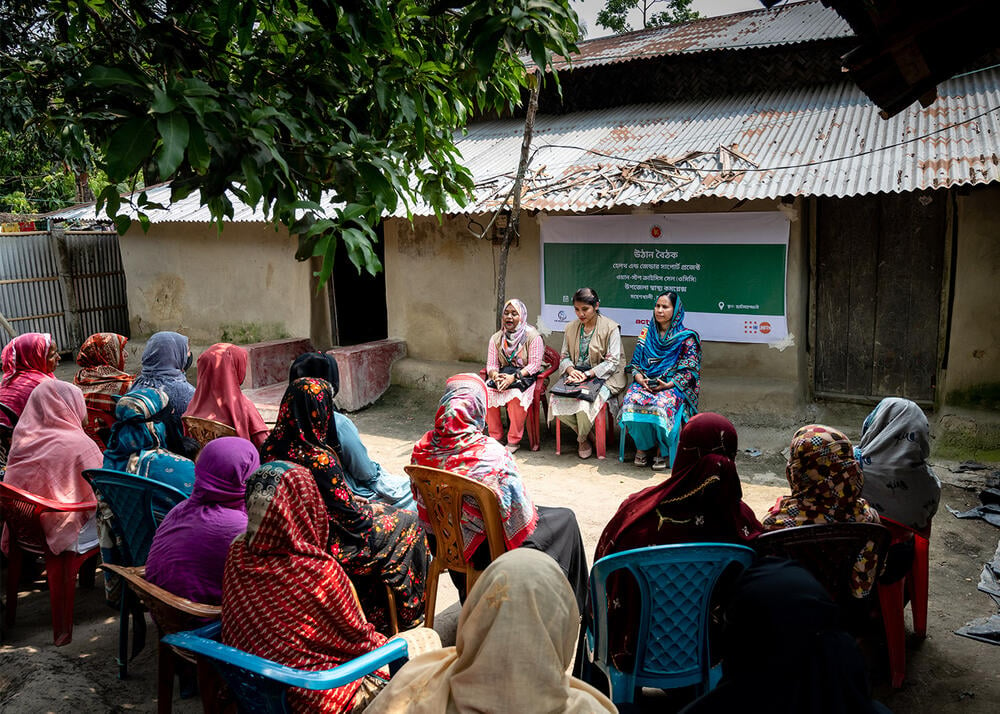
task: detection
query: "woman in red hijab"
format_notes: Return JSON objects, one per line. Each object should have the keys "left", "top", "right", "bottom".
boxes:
{"left": 0, "top": 332, "right": 58, "bottom": 427}
{"left": 183, "top": 342, "right": 268, "bottom": 447}
{"left": 593, "top": 412, "right": 761, "bottom": 670}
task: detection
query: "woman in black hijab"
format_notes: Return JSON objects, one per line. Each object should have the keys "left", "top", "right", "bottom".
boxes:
{"left": 288, "top": 352, "right": 414, "bottom": 510}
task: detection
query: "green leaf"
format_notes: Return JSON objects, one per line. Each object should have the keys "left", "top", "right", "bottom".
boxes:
{"left": 114, "top": 214, "right": 132, "bottom": 235}
{"left": 84, "top": 66, "right": 146, "bottom": 89}
{"left": 105, "top": 117, "right": 155, "bottom": 182}
{"left": 156, "top": 113, "right": 189, "bottom": 177}
{"left": 151, "top": 86, "right": 177, "bottom": 114}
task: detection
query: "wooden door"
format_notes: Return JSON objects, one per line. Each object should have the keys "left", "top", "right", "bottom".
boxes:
{"left": 814, "top": 192, "right": 946, "bottom": 404}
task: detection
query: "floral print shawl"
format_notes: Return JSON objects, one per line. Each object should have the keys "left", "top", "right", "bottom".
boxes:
{"left": 410, "top": 373, "right": 538, "bottom": 560}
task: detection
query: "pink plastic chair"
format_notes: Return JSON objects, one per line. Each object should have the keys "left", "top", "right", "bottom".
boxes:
{"left": 877, "top": 516, "right": 931, "bottom": 688}
{"left": 0, "top": 481, "right": 99, "bottom": 646}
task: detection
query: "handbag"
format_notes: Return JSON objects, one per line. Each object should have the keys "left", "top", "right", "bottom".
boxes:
{"left": 550, "top": 375, "right": 606, "bottom": 402}
{"left": 486, "top": 364, "right": 536, "bottom": 392}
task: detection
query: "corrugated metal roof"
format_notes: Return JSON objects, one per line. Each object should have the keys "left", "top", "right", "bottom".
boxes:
{"left": 50, "top": 184, "right": 276, "bottom": 223}
{"left": 52, "top": 70, "right": 1000, "bottom": 223}
{"left": 421, "top": 69, "right": 1000, "bottom": 215}
{"left": 552, "top": 0, "right": 852, "bottom": 70}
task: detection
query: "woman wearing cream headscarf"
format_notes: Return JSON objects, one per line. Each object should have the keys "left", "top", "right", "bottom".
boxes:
{"left": 365, "top": 548, "right": 617, "bottom": 714}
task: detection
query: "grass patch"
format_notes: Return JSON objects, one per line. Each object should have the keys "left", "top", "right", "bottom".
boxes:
{"left": 220, "top": 322, "right": 290, "bottom": 344}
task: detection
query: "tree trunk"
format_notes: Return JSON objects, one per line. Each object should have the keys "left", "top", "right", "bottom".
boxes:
{"left": 495, "top": 75, "right": 540, "bottom": 331}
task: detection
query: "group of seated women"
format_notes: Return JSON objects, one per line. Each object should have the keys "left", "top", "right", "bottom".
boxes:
{"left": 486, "top": 287, "right": 701, "bottom": 466}
{"left": 0, "top": 321, "right": 941, "bottom": 713}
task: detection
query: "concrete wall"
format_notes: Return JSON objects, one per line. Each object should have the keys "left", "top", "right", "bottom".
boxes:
{"left": 943, "top": 184, "right": 1000, "bottom": 401}
{"left": 385, "top": 197, "right": 808, "bottom": 406}
{"left": 120, "top": 222, "right": 311, "bottom": 343}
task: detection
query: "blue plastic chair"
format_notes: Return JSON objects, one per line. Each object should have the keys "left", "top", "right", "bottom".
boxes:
{"left": 83, "top": 468, "right": 189, "bottom": 679}
{"left": 586, "top": 542, "right": 755, "bottom": 706}
{"left": 163, "top": 621, "right": 410, "bottom": 714}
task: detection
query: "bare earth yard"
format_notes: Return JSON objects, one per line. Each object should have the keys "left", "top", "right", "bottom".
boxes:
{"left": 2, "top": 384, "right": 998, "bottom": 713}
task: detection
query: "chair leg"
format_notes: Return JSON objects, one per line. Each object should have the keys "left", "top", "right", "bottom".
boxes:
{"left": 595, "top": 405, "right": 607, "bottom": 459}
{"left": 619, "top": 424, "right": 627, "bottom": 462}
{"left": 4, "top": 545, "right": 23, "bottom": 630}
{"left": 878, "top": 580, "right": 906, "bottom": 688}
{"left": 118, "top": 589, "right": 132, "bottom": 678}
{"left": 527, "top": 400, "right": 540, "bottom": 451}
{"left": 157, "top": 641, "right": 175, "bottom": 714}
{"left": 424, "top": 564, "right": 440, "bottom": 629}
{"left": 46, "top": 552, "right": 84, "bottom": 647}
{"left": 912, "top": 532, "right": 930, "bottom": 638}
{"left": 555, "top": 417, "right": 562, "bottom": 455}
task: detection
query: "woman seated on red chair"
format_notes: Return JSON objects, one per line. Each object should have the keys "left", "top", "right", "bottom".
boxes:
{"left": 183, "top": 342, "right": 269, "bottom": 448}
{"left": 223, "top": 460, "right": 440, "bottom": 714}
{"left": 762, "top": 425, "right": 881, "bottom": 598}
{"left": 411, "top": 373, "right": 588, "bottom": 613}
{"left": 856, "top": 397, "right": 940, "bottom": 534}
{"left": 0, "top": 332, "right": 59, "bottom": 428}
{"left": 1, "top": 380, "right": 101, "bottom": 555}
{"left": 593, "top": 412, "right": 761, "bottom": 672}
{"left": 73, "top": 332, "right": 134, "bottom": 446}
{"left": 484, "top": 298, "right": 544, "bottom": 455}
{"left": 548, "top": 287, "right": 626, "bottom": 459}
{"left": 261, "top": 377, "right": 429, "bottom": 633}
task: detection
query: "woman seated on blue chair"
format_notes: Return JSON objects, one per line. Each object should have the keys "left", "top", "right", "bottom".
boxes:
{"left": 593, "top": 413, "right": 761, "bottom": 673}
{"left": 619, "top": 291, "right": 701, "bottom": 470}
{"left": 146, "top": 437, "right": 260, "bottom": 605}
{"left": 222, "top": 460, "right": 439, "bottom": 713}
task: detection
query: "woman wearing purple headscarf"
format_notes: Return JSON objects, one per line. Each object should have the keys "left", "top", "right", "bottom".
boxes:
{"left": 484, "top": 298, "right": 544, "bottom": 454}
{"left": 145, "top": 436, "right": 260, "bottom": 604}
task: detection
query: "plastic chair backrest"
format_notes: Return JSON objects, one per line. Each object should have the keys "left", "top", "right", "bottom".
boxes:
{"left": 404, "top": 464, "right": 507, "bottom": 579}
{"left": 754, "top": 522, "right": 891, "bottom": 605}
{"left": 83, "top": 468, "right": 188, "bottom": 566}
{"left": 0, "top": 481, "right": 97, "bottom": 555}
{"left": 163, "top": 621, "right": 409, "bottom": 714}
{"left": 589, "top": 543, "right": 755, "bottom": 701}
{"left": 104, "top": 564, "right": 220, "bottom": 633}
{"left": 182, "top": 416, "right": 237, "bottom": 447}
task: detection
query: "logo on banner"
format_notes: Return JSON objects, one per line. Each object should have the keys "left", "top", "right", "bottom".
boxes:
{"left": 759, "top": 321, "right": 772, "bottom": 334}
{"left": 650, "top": 225, "right": 662, "bottom": 239}
{"left": 744, "top": 320, "right": 759, "bottom": 335}
{"left": 557, "top": 310, "right": 568, "bottom": 322}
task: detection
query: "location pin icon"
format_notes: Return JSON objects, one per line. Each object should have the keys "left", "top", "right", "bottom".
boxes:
{"left": 718, "top": 301, "right": 725, "bottom": 310}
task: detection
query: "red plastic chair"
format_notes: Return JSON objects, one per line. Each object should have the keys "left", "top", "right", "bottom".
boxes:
{"left": 480, "top": 345, "right": 561, "bottom": 452}
{"left": 555, "top": 402, "right": 609, "bottom": 459}
{"left": 0, "top": 481, "right": 99, "bottom": 646}
{"left": 84, "top": 407, "right": 115, "bottom": 450}
{"left": 877, "top": 516, "right": 931, "bottom": 688}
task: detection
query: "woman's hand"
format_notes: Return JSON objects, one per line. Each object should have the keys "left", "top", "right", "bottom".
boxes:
{"left": 565, "top": 367, "right": 588, "bottom": 384}
{"left": 494, "top": 372, "right": 516, "bottom": 390}
{"left": 634, "top": 372, "right": 649, "bottom": 389}
{"left": 655, "top": 378, "right": 674, "bottom": 391}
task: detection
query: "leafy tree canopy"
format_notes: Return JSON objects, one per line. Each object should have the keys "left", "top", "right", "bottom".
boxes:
{"left": 596, "top": 0, "right": 700, "bottom": 35}
{"left": 0, "top": 0, "right": 579, "bottom": 280}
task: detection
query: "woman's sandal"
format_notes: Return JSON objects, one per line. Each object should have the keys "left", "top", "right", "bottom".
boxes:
{"left": 633, "top": 450, "right": 650, "bottom": 467}
{"left": 578, "top": 440, "right": 593, "bottom": 459}
{"left": 651, "top": 456, "right": 667, "bottom": 471}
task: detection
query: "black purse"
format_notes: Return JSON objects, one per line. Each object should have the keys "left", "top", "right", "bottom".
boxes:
{"left": 549, "top": 375, "right": 606, "bottom": 402}
{"left": 486, "top": 364, "right": 536, "bottom": 392}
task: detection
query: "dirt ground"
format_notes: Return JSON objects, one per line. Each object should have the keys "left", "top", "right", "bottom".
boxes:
{"left": 2, "top": 378, "right": 999, "bottom": 713}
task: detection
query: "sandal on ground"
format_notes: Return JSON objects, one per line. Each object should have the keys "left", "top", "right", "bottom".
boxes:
{"left": 578, "top": 440, "right": 593, "bottom": 459}
{"left": 634, "top": 450, "right": 650, "bottom": 467}
{"left": 651, "top": 456, "right": 667, "bottom": 471}
{"left": 506, "top": 442, "right": 521, "bottom": 454}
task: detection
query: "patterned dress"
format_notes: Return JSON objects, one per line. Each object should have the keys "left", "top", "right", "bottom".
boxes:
{"left": 260, "top": 377, "right": 429, "bottom": 632}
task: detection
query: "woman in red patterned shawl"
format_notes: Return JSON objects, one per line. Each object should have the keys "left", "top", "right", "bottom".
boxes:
{"left": 260, "top": 377, "right": 428, "bottom": 632}
{"left": 223, "top": 460, "right": 391, "bottom": 713}
{"left": 0, "top": 332, "right": 58, "bottom": 427}
{"left": 411, "top": 373, "right": 588, "bottom": 613}
{"left": 593, "top": 412, "right": 762, "bottom": 671}
{"left": 74, "top": 333, "right": 134, "bottom": 445}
